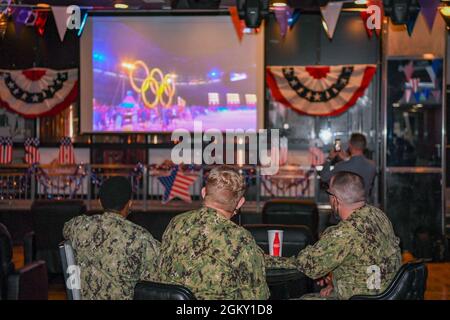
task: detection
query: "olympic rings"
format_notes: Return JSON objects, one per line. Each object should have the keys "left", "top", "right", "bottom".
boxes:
{"left": 128, "top": 60, "right": 176, "bottom": 109}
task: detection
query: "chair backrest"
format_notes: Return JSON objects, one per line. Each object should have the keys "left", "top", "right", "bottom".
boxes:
{"left": 0, "top": 223, "right": 15, "bottom": 300}
{"left": 262, "top": 199, "right": 319, "bottom": 239}
{"left": 59, "top": 240, "right": 81, "bottom": 300}
{"left": 31, "top": 200, "right": 86, "bottom": 273}
{"left": 350, "top": 261, "right": 428, "bottom": 300}
{"left": 7, "top": 260, "right": 48, "bottom": 300}
{"left": 244, "top": 224, "right": 314, "bottom": 257}
{"left": 134, "top": 281, "right": 196, "bottom": 300}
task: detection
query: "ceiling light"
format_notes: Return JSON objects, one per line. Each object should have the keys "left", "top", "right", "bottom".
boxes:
{"left": 114, "top": 2, "right": 129, "bottom": 9}
{"left": 272, "top": 2, "right": 288, "bottom": 7}
{"left": 441, "top": 6, "right": 450, "bottom": 17}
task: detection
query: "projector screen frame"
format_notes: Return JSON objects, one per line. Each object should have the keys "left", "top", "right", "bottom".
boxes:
{"left": 79, "top": 10, "right": 265, "bottom": 135}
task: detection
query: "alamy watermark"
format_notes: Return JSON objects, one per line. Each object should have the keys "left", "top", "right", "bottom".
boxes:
{"left": 365, "top": 4, "right": 382, "bottom": 31}
{"left": 171, "top": 121, "right": 281, "bottom": 176}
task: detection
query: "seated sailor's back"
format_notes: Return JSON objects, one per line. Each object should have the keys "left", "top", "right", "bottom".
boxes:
{"left": 63, "top": 177, "right": 160, "bottom": 300}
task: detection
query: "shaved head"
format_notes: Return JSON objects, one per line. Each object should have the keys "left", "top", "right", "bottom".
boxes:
{"left": 330, "top": 171, "right": 366, "bottom": 204}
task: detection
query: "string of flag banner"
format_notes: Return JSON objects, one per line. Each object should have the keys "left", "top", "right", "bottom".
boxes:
{"left": 0, "top": 1, "right": 89, "bottom": 40}
{"left": 232, "top": 0, "right": 443, "bottom": 40}
{"left": 0, "top": 135, "right": 75, "bottom": 164}
{"left": 0, "top": 1, "right": 446, "bottom": 41}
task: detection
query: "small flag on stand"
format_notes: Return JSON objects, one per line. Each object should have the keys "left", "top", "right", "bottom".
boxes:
{"left": 24, "top": 137, "right": 40, "bottom": 164}
{"left": 59, "top": 137, "right": 75, "bottom": 164}
{"left": 158, "top": 166, "right": 197, "bottom": 204}
{"left": 0, "top": 136, "right": 13, "bottom": 164}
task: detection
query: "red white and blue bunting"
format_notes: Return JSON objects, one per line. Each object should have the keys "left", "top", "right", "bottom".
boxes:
{"left": 0, "top": 68, "right": 78, "bottom": 118}
{"left": 266, "top": 65, "right": 377, "bottom": 116}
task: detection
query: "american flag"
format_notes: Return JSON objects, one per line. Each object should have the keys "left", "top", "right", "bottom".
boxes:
{"left": 59, "top": 137, "right": 75, "bottom": 164}
{"left": 158, "top": 166, "right": 198, "bottom": 203}
{"left": 409, "top": 78, "right": 420, "bottom": 93}
{"left": 24, "top": 137, "right": 40, "bottom": 164}
{"left": 0, "top": 137, "right": 13, "bottom": 164}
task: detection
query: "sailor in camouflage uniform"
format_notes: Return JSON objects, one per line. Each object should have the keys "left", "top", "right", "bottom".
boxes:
{"left": 158, "top": 166, "right": 270, "bottom": 300}
{"left": 288, "top": 171, "right": 401, "bottom": 299}
{"left": 63, "top": 177, "right": 160, "bottom": 300}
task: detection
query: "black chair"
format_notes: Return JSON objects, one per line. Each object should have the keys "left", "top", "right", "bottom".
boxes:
{"left": 0, "top": 223, "right": 15, "bottom": 299}
{"left": 134, "top": 281, "right": 196, "bottom": 300}
{"left": 25, "top": 200, "right": 86, "bottom": 274}
{"left": 6, "top": 260, "right": 48, "bottom": 300}
{"left": 0, "top": 222, "right": 48, "bottom": 300}
{"left": 59, "top": 240, "right": 81, "bottom": 300}
{"left": 262, "top": 199, "right": 319, "bottom": 240}
{"left": 244, "top": 224, "right": 313, "bottom": 257}
{"left": 350, "top": 261, "right": 428, "bottom": 300}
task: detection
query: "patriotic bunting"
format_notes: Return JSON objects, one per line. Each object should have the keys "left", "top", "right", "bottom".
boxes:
{"left": 266, "top": 65, "right": 377, "bottom": 117}
{"left": 24, "top": 137, "right": 39, "bottom": 164}
{"left": 0, "top": 68, "right": 78, "bottom": 118}
{"left": 59, "top": 136, "right": 75, "bottom": 164}
{"left": 0, "top": 136, "right": 12, "bottom": 164}
{"left": 158, "top": 166, "right": 198, "bottom": 204}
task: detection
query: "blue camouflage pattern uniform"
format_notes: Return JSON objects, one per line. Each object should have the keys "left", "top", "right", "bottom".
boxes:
{"left": 157, "top": 207, "right": 270, "bottom": 300}
{"left": 63, "top": 212, "right": 160, "bottom": 300}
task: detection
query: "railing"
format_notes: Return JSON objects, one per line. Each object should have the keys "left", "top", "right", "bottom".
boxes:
{"left": 0, "top": 164, "right": 318, "bottom": 211}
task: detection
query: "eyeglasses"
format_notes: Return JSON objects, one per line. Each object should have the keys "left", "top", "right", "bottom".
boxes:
{"left": 325, "top": 189, "right": 336, "bottom": 198}
{"left": 326, "top": 189, "right": 365, "bottom": 204}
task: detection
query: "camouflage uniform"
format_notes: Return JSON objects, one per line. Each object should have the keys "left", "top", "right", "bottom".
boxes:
{"left": 157, "top": 207, "right": 270, "bottom": 300}
{"left": 293, "top": 205, "right": 401, "bottom": 299}
{"left": 63, "top": 212, "right": 160, "bottom": 300}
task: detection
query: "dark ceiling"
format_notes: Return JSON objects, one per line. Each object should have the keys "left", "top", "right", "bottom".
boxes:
{"left": 14, "top": 0, "right": 450, "bottom": 11}
{"left": 17, "top": 0, "right": 238, "bottom": 9}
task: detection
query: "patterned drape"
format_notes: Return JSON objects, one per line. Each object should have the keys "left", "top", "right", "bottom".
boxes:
{"left": 266, "top": 65, "right": 376, "bottom": 116}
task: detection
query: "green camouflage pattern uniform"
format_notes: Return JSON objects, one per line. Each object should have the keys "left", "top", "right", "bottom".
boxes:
{"left": 294, "top": 205, "right": 401, "bottom": 299}
{"left": 157, "top": 206, "right": 270, "bottom": 300}
{"left": 63, "top": 212, "right": 160, "bottom": 300}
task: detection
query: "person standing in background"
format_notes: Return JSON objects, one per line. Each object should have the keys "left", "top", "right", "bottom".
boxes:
{"left": 320, "top": 133, "right": 376, "bottom": 198}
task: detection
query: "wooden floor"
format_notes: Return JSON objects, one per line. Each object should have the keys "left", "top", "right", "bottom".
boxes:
{"left": 12, "top": 246, "right": 450, "bottom": 300}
